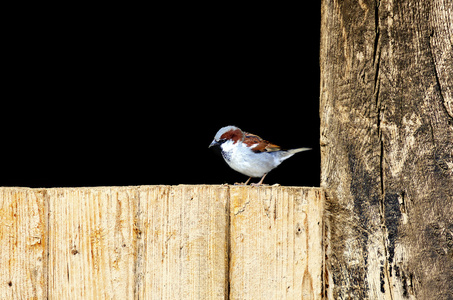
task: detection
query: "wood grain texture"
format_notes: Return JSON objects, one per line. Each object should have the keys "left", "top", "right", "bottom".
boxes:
{"left": 321, "top": 0, "right": 453, "bottom": 299}
{"left": 0, "top": 188, "right": 47, "bottom": 299}
{"left": 47, "top": 187, "right": 138, "bottom": 299}
{"left": 0, "top": 185, "right": 324, "bottom": 299}
{"left": 135, "top": 185, "right": 229, "bottom": 300}
{"left": 229, "top": 186, "right": 325, "bottom": 300}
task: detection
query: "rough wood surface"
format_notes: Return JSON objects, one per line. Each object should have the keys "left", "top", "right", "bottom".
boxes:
{"left": 320, "top": 0, "right": 453, "bottom": 299}
{"left": 47, "top": 187, "right": 138, "bottom": 299}
{"left": 229, "top": 187, "right": 325, "bottom": 300}
{"left": 0, "top": 188, "right": 47, "bottom": 299}
{"left": 0, "top": 185, "right": 324, "bottom": 299}
{"left": 135, "top": 185, "right": 229, "bottom": 300}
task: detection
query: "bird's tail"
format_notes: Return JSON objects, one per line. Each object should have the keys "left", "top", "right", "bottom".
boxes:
{"left": 287, "top": 147, "right": 312, "bottom": 154}
{"left": 278, "top": 147, "right": 312, "bottom": 161}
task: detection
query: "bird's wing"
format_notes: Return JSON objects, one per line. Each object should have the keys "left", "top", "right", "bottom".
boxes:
{"left": 243, "top": 132, "right": 281, "bottom": 153}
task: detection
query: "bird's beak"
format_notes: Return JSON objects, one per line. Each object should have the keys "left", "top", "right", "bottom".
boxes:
{"left": 209, "top": 140, "right": 219, "bottom": 148}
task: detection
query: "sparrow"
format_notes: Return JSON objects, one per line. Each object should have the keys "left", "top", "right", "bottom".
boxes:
{"left": 209, "top": 125, "right": 311, "bottom": 185}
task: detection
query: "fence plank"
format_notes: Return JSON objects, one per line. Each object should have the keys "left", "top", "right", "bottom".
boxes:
{"left": 0, "top": 188, "right": 47, "bottom": 299}
{"left": 47, "top": 187, "right": 138, "bottom": 299}
{"left": 135, "top": 185, "right": 229, "bottom": 300}
{"left": 1, "top": 185, "right": 324, "bottom": 299}
{"left": 229, "top": 186, "right": 325, "bottom": 300}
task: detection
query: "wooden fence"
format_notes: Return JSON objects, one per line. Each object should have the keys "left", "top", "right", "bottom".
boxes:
{"left": 0, "top": 185, "right": 325, "bottom": 299}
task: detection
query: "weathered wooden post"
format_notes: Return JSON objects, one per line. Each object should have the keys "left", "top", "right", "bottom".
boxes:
{"left": 320, "top": 0, "right": 453, "bottom": 299}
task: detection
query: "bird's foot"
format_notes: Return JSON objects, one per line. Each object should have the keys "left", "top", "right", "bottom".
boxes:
{"left": 234, "top": 177, "right": 252, "bottom": 186}
{"left": 250, "top": 183, "right": 269, "bottom": 187}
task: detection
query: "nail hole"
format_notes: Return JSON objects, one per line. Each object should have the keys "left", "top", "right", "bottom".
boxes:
{"left": 295, "top": 223, "right": 303, "bottom": 235}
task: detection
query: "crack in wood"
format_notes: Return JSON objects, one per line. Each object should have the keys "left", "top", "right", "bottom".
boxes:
{"left": 374, "top": 2, "right": 394, "bottom": 299}
{"left": 428, "top": 30, "right": 453, "bottom": 121}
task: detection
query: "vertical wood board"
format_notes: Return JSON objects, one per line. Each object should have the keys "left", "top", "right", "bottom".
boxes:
{"left": 229, "top": 186, "right": 325, "bottom": 300}
{"left": 135, "top": 185, "right": 229, "bottom": 300}
{"left": 47, "top": 187, "right": 138, "bottom": 299}
{"left": 0, "top": 188, "right": 47, "bottom": 299}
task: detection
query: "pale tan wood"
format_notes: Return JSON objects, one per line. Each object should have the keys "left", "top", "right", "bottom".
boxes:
{"left": 1, "top": 185, "right": 324, "bottom": 299}
{"left": 229, "top": 186, "right": 325, "bottom": 300}
{"left": 46, "top": 187, "right": 138, "bottom": 299}
{"left": 0, "top": 187, "right": 47, "bottom": 299}
{"left": 135, "top": 185, "right": 229, "bottom": 300}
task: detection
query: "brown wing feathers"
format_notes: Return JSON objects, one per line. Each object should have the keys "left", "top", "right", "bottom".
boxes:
{"left": 243, "top": 132, "right": 281, "bottom": 153}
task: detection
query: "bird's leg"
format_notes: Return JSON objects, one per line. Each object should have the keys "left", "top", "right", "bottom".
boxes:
{"left": 257, "top": 173, "right": 267, "bottom": 185}
{"left": 251, "top": 173, "right": 267, "bottom": 186}
{"left": 234, "top": 177, "right": 252, "bottom": 186}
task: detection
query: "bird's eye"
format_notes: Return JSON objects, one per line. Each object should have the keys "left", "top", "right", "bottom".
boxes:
{"left": 218, "top": 139, "right": 227, "bottom": 144}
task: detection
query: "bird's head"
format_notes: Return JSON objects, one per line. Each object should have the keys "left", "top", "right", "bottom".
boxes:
{"left": 208, "top": 125, "right": 244, "bottom": 149}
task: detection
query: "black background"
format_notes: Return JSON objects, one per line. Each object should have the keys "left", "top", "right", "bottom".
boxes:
{"left": 2, "top": 4, "right": 321, "bottom": 188}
